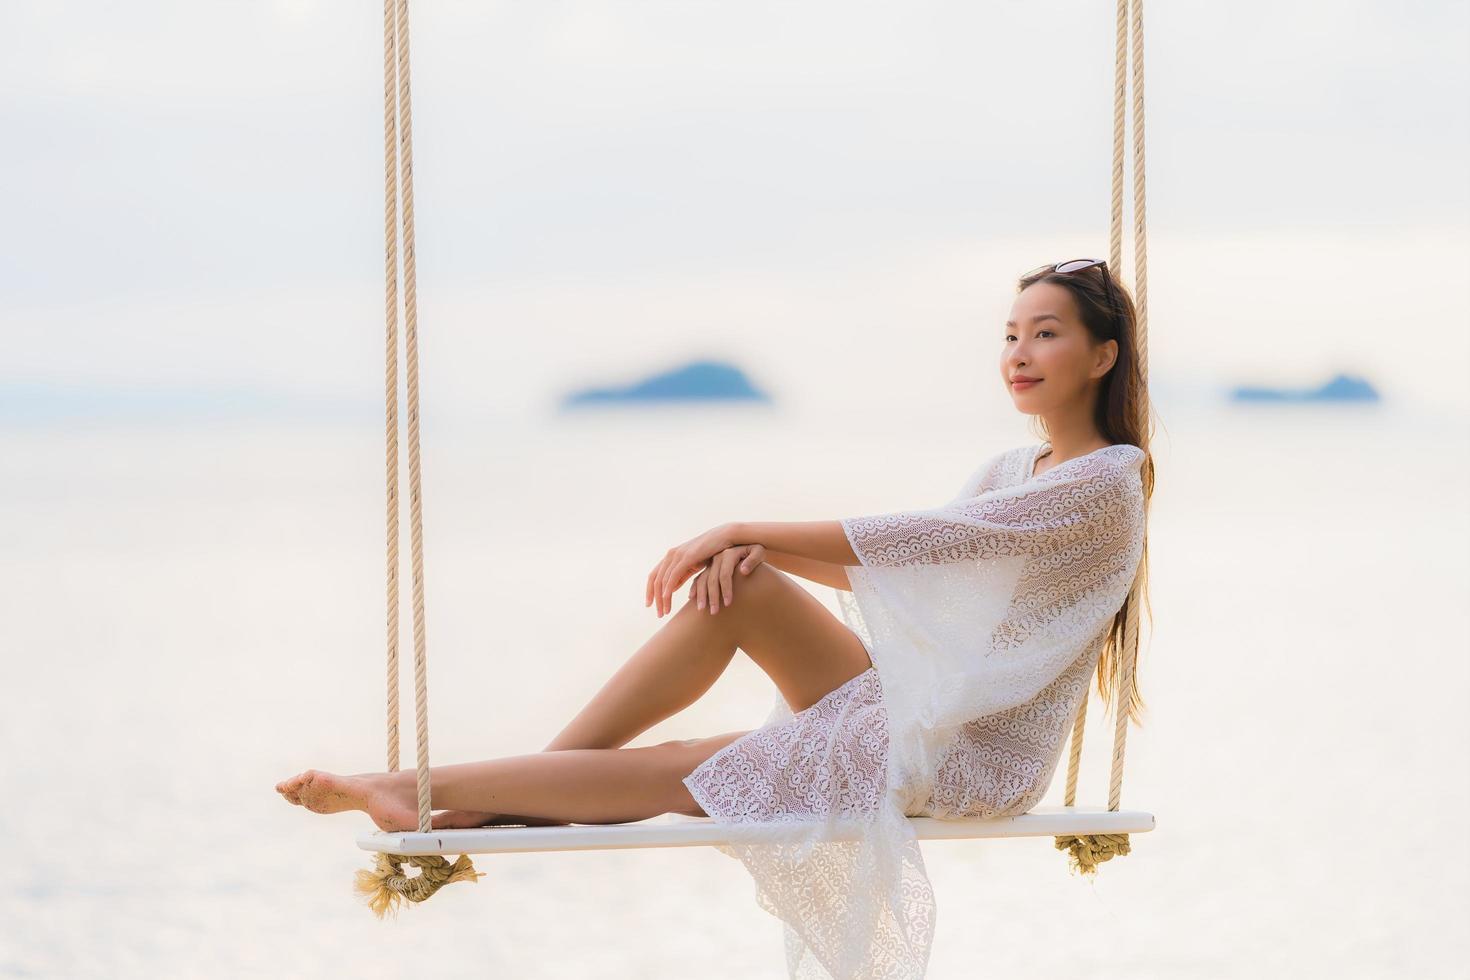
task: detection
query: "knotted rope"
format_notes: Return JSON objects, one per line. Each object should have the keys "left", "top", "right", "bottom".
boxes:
{"left": 357, "top": 0, "right": 482, "bottom": 915}
{"left": 1054, "top": 0, "right": 1150, "bottom": 877}
{"left": 1053, "top": 832, "right": 1133, "bottom": 876}
{"left": 355, "top": 852, "right": 486, "bottom": 919}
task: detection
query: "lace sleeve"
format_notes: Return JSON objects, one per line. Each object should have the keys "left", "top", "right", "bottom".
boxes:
{"left": 841, "top": 447, "right": 1142, "bottom": 568}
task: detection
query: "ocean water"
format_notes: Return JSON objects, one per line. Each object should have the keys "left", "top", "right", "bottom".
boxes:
{"left": 1, "top": 396, "right": 1466, "bottom": 978}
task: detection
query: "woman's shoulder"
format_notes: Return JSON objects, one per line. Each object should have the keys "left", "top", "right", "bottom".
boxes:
{"left": 959, "top": 442, "right": 1142, "bottom": 497}
{"left": 1098, "top": 442, "right": 1145, "bottom": 466}
{"left": 1028, "top": 442, "right": 1145, "bottom": 483}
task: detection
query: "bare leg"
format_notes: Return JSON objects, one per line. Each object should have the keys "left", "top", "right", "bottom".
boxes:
{"left": 451, "top": 565, "right": 872, "bottom": 828}
{"left": 275, "top": 732, "right": 751, "bottom": 830}
{"left": 542, "top": 590, "right": 745, "bottom": 752}
{"left": 547, "top": 563, "right": 872, "bottom": 752}
{"left": 432, "top": 595, "right": 747, "bottom": 829}
{"left": 278, "top": 566, "right": 872, "bottom": 829}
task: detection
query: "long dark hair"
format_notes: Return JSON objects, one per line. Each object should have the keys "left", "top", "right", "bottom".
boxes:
{"left": 1016, "top": 262, "right": 1156, "bottom": 727}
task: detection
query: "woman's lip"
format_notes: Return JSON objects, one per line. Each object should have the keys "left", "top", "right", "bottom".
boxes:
{"left": 1011, "top": 379, "right": 1042, "bottom": 390}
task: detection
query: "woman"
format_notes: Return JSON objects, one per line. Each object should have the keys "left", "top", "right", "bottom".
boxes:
{"left": 277, "top": 257, "right": 1153, "bottom": 980}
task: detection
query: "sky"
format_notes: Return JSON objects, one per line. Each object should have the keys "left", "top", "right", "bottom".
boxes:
{"left": 2, "top": 0, "right": 1468, "bottom": 424}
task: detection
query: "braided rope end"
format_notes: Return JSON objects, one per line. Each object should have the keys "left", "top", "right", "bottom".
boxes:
{"left": 1053, "top": 832, "right": 1131, "bottom": 877}
{"left": 354, "top": 851, "right": 485, "bottom": 919}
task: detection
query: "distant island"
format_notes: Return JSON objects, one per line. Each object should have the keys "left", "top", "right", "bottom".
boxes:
{"left": 559, "top": 359, "right": 772, "bottom": 408}
{"left": 1229, "top": 372, "right": 1380, "bottom": 403}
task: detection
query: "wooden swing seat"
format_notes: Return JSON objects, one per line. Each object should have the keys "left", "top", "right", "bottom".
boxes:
{"left": 357, "top": 806, "right": 1156, "bottom": 857}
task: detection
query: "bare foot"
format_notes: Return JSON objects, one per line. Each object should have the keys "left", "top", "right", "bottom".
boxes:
{"left": 275, "top": 769, "right": 416, "bottom": 831}
{"left": 275, "top": 771, "right": 575, "bottom": 831}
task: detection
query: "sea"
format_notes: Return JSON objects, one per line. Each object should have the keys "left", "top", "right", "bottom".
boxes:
{"left": 1, "top": 391, "right": 1466, "bottom": 978}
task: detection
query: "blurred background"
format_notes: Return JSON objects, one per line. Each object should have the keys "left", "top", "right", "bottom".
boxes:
{"left": 2, "top": 1, "right": 1467, "bottom": 977}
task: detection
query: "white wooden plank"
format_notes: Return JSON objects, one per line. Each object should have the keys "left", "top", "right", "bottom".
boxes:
{"left": 356, "top": 806, "right": 1155, "bottom": 856}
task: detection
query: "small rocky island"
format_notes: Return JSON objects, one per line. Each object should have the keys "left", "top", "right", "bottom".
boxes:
{"left": 1229, "top": 372, "right": 1380, "bottom": 403}
{"left": 559, "top": 359, "right": 771, "bottom": 408}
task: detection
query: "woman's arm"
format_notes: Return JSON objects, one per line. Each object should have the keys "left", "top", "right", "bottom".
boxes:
{"left": 731, "top": 521, "right": 859, "bottom": 567}
{"left": 761, "top": 549, "right": 853, "bottom": 592}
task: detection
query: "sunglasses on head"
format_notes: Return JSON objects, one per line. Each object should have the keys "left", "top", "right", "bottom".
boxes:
{"left": 1024, "top": 258, "right": 1118, "bottom": 318}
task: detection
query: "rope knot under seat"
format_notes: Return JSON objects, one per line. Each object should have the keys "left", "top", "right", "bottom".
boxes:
{"left": 354, "top": 852, "right": 484, "bottom": 917}
{"left": 1053, "top": 832, "right": 1131, "bottom": 876}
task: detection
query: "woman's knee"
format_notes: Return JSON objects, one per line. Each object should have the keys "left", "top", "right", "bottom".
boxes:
{"left": 740, "top": 561, "right": 787, "bottom": 593}
{"left": 677, "top": 561, "right": 784, "bottom": 627}
{"left": 715, "top": 561, "right": 789, "bottom": 614}
{"left": 658, "top": 731, "right": 750, "bottom": 774}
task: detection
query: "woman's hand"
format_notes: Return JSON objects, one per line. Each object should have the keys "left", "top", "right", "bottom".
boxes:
{"left": 688, "top": 544, "right": 768, "bottom": 615}
{"left": 645, "top": 523, "right": 740, "bottom": 618}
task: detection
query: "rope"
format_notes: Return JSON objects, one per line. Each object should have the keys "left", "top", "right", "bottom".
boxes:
{"left": 382, "top": 0, "right": 402, "bottom": 799}
{"left": 393, "top": 0, "right": 432, "bottom": 839}
{"left": 358, "top": 0, "right": 483, "bottom": 916}
{"left": 354, "top": 0, "right": 1147, "bottom": 903}
{"left": 1055, "top": 0, "right": 1148, "bottom": 877}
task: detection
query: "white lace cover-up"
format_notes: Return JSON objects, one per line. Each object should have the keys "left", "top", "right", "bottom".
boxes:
{"left": 682, "top": 442, "right": 1147, "bottom": 980}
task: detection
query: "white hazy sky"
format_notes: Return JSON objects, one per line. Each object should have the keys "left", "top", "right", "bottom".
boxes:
{"left": 3, "top": 0, "right": 1468, "bottom": 422}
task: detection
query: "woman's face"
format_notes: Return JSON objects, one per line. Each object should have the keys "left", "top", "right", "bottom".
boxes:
{"left": 999, "top": 282, "right": 1117, "bottom": 414}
